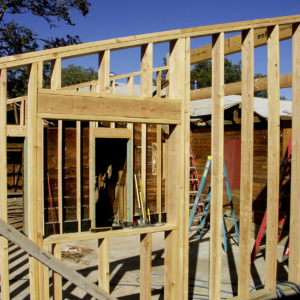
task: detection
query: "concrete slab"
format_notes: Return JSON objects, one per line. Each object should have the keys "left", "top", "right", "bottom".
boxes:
{"left": 5, "top": 230, "right": 290, "bottom": 299}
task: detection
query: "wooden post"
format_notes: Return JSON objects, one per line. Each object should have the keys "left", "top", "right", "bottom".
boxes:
{"left": 141, "top": 43, "right": 153, "bottom": 197}
{"left": 156, "top": 71, "right": 161, "bottom": 98}
{"left": 51, "top": 59, "right": 63, "bottom": 234}
{"left": 238, "top": 28, "right": 254, "bottom": 299}
{"left": 43, "top": 244, "right": 50, "bottom": 300}
{"left": 89, "top": 84, "right": 96, "bottom": 228}
{"left": 0, "top": 68, "right": 9, "bottom": 299}
{"left": 58, "top": 120, "right": 63, "bottom": 234}
{"left": 98, "top": 238, "right": 110, "bottom": 292}
{"left": 210, "top": 32, "right": 224, "bottom": 300}
{"left": 28, "top": 62, "right": 40, "bottom": 299}
{"left": 76, "top": 121, "right": 82, "bottom": 232}
{"left": 52, "top": 243, "right": 62, "bottom": 300}
{"left": 265, "top": 25, "right": 280, "bottom": 292}
{"left": 127, "top": 76, "right": 134, "bottom": 222}
{"left": 289, "top": 23, "right": 300, "bottom": 284}
{"left": 164, "top": 38, "right": 188, "bottom": 300}
{"left": 156, "top": 125, "right": 162, "bottom": 222}
{"left": 183, "top": 37, "right": 191, "bottom": 300}
{"left": 140, "top": 233, "right": 152, "bottom": 300}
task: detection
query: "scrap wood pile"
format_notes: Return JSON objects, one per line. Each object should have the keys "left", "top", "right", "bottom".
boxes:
{"left": 61, "top": 245, "right": 94, "bottom": 265}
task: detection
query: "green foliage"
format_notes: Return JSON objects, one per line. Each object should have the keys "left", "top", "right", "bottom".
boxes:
{"left": 191, "top": 59, "right": 242, "bottom": 89}
{"left": 0, "top": 0, "right": 90, "bottom": 98}
{"left": 61, "top": 64, "right": 98, "bottom": 87}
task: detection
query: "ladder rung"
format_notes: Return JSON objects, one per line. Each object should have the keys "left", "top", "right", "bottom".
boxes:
{"left": 200, "top": 199, "right": 210, "bottom": 203}
{"left": 190, "top": 167, "right": 196, "bottom": 169}
{"left": 258, "top": 245, "right": 266, "bottom": 252}
{"left": 197, "top": 212, "right": 207, "bottom": 217}
{"left": 190, "top": 179, "right": 198, "bottom": 181}
{"left": 285, "top": 176, "right": 290, "bottom": 180}
{"left": 189, "top": 203, "right": 202, "bottom": 207}
{"left": 189, "top": 191, "right": 198, "bottom": 194}
{"left": 226, "top": 233, "right": 239, "bottom": 238}
{"left": 190, "top": 225, "right": 204, "bottom": 232}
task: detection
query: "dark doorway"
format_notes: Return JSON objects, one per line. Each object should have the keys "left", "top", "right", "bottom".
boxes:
{"left": 95, "top": 138, "right": 127, "bottom": 227}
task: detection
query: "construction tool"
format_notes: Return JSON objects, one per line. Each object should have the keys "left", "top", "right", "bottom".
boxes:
{"left": 134, "top": 171, "right": 147, "bottom": 225}
{"left": 47, "top": 173, "right": 56, "bottom": 235}
{"left": 251, "top": 135, "right": 292, "bottom": 263}
{"left": 189, "top": 156, "right": 239, "bottom": 252}
{"left": 137, "top": 172, "right": 151, "bottom": 222}
{"left": 89, "top": 227, "right": 123, "bottom": 233}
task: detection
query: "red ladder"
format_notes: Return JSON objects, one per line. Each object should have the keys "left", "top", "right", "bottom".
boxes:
{"left": 251, "top": 135, "right": 292, "bottom": 263}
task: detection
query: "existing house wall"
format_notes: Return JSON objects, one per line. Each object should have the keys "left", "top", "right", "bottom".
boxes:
{"left": 191, "top": 122, "right": 285, "bottom": 225}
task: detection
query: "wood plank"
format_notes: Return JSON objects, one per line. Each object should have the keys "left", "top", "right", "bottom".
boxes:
{"left": 127, "top": 79, "right": 134, "bottom": 222}
{"left": 289, "top": 23, "right": 300, "bottom": 284}
{"left": 210, "top": 32, "right": 224, "bottom": 300}
{"left": 7, "top": 125, "right": 27, "bottom": 137}
{"left": 76, "top": 121, "right": 81, "bottom": 232}
{"left": 52, "top": 243, "right": 62, "bottom": 300}
{"left": 1, "top": 15, "right": 300, "bottom": 69}
{"left": 156, "top": 125, "right": 162, "bottom": 221}
{"left": 141, "top": 43, "right": 153, "bottom": 199}
{"left": 58, "top": 120, "right": 63, "bottom": 234}
{"left": 140, "top": 233, "right": 152, "bottom": 300}
{"left": 156, "top": 71, "right": 162, "bottom": 98}
{"left": 89, "top": 120, "right": 96, "bottom": 228}
{"left": 43, "top": 244, "right": 50, "bottom": 300}
{"left": 190, "top": 73, "right": 292, "bottom": 101}
{"left": 238, "top": 28, "right": 254, "bottom": 299}
{"left": 93, "top": 128, "right": 132, "bottom": 139}
{"left": 28, "top": 62, "right": 39, "bottom": 299}
{"left": 0, "top": 68, "right": 9, "bottom": 299}
{"left": 190, "top": 24, "right": 292, "bottom": 64}
{"left": 265, "top": 25, "right": 280, "bottom": 292}
{"left": 43, "top": 223, "right": 176, "bottom": 245}
{"left": 0, "top": 219, "right": 116, "bottom": 300}
{"left": 98, "top": 238, "right": 109, "bottom": 292}
{"left": 37, "top": 92, "right": 181, "bottom": 123}
{"left": 182, "top": 37, "right": 191, "bottom": 300}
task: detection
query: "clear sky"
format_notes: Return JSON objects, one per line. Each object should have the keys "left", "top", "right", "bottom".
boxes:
{"left": 6, "top": 0, "right": 300, "bottom": 99}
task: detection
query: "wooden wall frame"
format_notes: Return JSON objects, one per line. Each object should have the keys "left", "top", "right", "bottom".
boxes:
{"left": 1, "top": 14, "right": 300, "bottom": 300}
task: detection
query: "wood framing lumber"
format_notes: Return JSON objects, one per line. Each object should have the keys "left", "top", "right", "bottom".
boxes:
{"left": 37, "top": 91, "right": 181, "bottom": 123}
{"left": 265, "top": 25, "right": 280, "bottom": 292}
{"left": 127, "top": 78, "right": 134, "bottom": 222}
{"left": 140, "top": 233, "right": 152, "bottom": 300}
{"left": 210, "top": 32, "right": 224, "bottom": 300}
{"left": 0, "top": 68, "right": 9, "bottom": 299}
{"left": 89, "top": 120, "right": 96, "bottom": 228}
{"left": 0, "top": 218, "right": 116, "bottom": 300}
{"left": 190, "top": 24, "right": 292, "bottom": 64}
{"left": 141, "top": 43, "right": 153, "bottom": 198}
{"left": 183, "top": 37, "right": 191, "bottom": 300}
{"left": 238, "top": 28, "right": 254, "bottom": 299}
{"left": 289, "top": 23, "right": 300, "bottom": 284}
{"left": 156, "top": 125, "right": 162, "bottom": 222}
{"left": 28, "top": 62, "right": 39, "bottom": 299}
{"left": 93, "top": 128, "right": 132, "bottom": 139}
{"left": 1, "top": 15, "right": 300, "bottom": 69}
{"left": 58, "top": 120, "right": 63, "bottom": 234}
{"left": 43, "top": 223, "right": 177, "bottom": 245}
{"left": 190, "top": 73, "right": 292, "bottom": 101}
{"left": 98, "top": 238, "right": 110, "bottom": 292}
{"left": 76, "top": 121, "right": 81, "bottom": 232}
{"left": 37, "top": 115, "right": 45, "bottom": 299}
{"left": 6, "top": 125, "right": 27, "bottom": 137}
{"left": 53, "top": 243, "right": 62, "bottom": 300}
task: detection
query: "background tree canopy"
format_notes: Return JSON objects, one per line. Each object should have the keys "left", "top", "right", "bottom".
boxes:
{"left": 1, "top": 0, "right": 91, "bottom": 98}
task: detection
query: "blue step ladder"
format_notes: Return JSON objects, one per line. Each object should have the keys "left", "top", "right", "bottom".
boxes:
{"left": 189, "top": 156, "right": 239, "bottom": 252}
